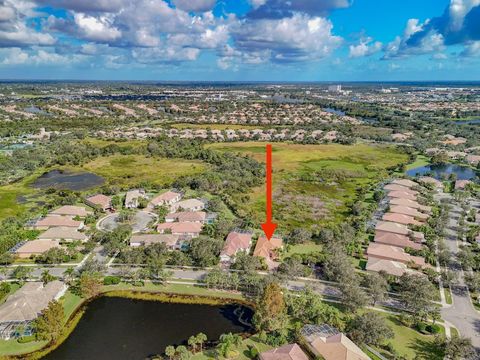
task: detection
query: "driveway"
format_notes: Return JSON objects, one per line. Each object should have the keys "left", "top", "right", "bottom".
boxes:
{"left": 97, "top": 211, "right": 157, "bottom": 233}
{"left": 436, "top": 192, "right": 480, "bottom": 352}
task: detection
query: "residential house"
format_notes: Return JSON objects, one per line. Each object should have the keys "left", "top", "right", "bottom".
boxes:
{"left": 384, "top": 184, "right": 418, "bottom": 194}
{"left": 391, "top": 179, "right": 418, "bottom": 188}
{"left": 13, "top": 239, "right": 61, "bottom": 258}
{"left": 455, "top": 180, "right": 472, "bottom": 190}
{"left": 387, "top": 190, "right": 417, "bottom": 201}
{"left": 50, "top": 205, "right": 92, "bottom": 218}
{"left": 31, "top": 216, "right": 83, "bottom": 230}
{"left": 389, "top": 205, "right": 429, "bottom": 221}
{"left": 37, "top": 227, "right": 87, "bottom": 242}
{"left": 220, "top": 231, "right": 253, "bottom": 263}
{"left": 388, "top": 198, "right": 431, "bottom": 213}
{"left": 0, "top": 281, "right": 66, "bottom": 339}
{"left": 165, "top": 211, "right": 206, "bottom": 223}
{"left": 253, "top": 236, "right": 283, "bottom": 270}
{"left": 172, "top": 198, "right": 206, "bottom": 212}
{"left": 157, "top": 222, "right": 203, "bottom": 238}
{"left": 418, "top": 176, "right": 443, "bottom": 190}
{"left": 129, "top": 234, "right": 180, "bottom": 249}
{"left": 382, "top": 212, "right": 421, "bottom": 226}
{"left": 301, "top": 324, "right": 370, "bottom": 360}
{"left": 366, "top": 243, "right": 426, "bottom": 267}
{"left": 259, "top": 344, "right": 309, "bottom": 360}
{"left": 85, "top": 194, "right": 112, "bottom": 212}
{"left": 366, "top": 257, "right": 418, "bottom": 277}
{"left": 374, "top": 232, "right": 423, "bottom": 250}
{"left": 148, "top": 190, "right": 182, "bottom": 209}
{"left": 466, "top": 154, "right": 480, "bottom": 166}
{"left": 125, "top": 189, "right": 146, "bottom": 209}
{"left": 375, "top": 221, "right": 424, "bottom": 242}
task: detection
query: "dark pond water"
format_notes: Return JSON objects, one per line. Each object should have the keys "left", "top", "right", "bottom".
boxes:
{"left": 323, "top": 107, "right": 346, "bottom": 116}
{"left": 455, "top": 119, "right": 480, "bottom": 125}
{"left": 44, "top": 297, "right": 252, "bottom": 360}
{"left": 406, "top": 164, "right": 478, "bottom": 180}
{"left": 32, "top": 169, "right": 105, "bottom": 191}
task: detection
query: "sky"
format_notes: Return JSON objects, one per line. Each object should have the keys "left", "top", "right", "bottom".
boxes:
{"left": 0, "top": 0, "right": 480, "bottom": 81}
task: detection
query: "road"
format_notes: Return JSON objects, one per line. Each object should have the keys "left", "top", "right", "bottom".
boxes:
{"left": 436, "top": 192, "right": 480, "bottom": 352}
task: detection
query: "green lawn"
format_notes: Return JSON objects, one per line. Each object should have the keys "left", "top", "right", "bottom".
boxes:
{"left": 0, "top": 338, "right": 48, "bottom": 357}
{"left": 208, "top": 142, "right": 408, "bottom": 232}
{"left": 444, "top": 287, "right": 453, "bottom": 305}
{"left": 377, "top": 313, "right": 444, "bottom": 360}
{"left": 406, "top": 155, "right": 430, "bottom": 170}
{"left": 283, "top": 242, "right": 322, "bottom": 258}
{"left": 190, "top": 335, "right": 273, "bottom": 360}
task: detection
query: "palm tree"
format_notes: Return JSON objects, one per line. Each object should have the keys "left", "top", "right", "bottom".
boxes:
{"left": 196, "top": 333, "right": 207, "bottom": 352}
{"left": 188, "top": 335, "right": 197, "bottom": 353}
{"left": 41, "top": 269, "right": 56, "bottom": 285}
{"left": 175, "top": 345, "right": 190, "bottom": 360}
{"left": 165, "top": 345, "right": 175, "bottom": 360}
{"left": 63, "top": 267, "right": 75, "bottom": 284}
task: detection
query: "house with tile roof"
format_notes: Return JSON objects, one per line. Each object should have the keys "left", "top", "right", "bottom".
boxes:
{"left": 259, "top": 344, "right": 309, "bottom": 360}
{"left": 220, "top": 231, "right": 253, "bottom": 263}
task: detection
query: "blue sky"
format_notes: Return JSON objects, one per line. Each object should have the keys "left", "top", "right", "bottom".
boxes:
{"left": 0, "top": 0, "right": 479, "bottom": 80}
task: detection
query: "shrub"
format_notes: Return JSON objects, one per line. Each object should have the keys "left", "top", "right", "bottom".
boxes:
{"left": 17, "top": 335, "right": 36, "bottom": 343}
{"left": 426, "top": 324, "right": 441, "bottom": 334}
{"left": 103, "top": 276, "right": 121, "bottom": 285}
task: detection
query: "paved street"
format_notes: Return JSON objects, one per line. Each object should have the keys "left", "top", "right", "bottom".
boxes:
{"left": 437, "top": 192, "right": 480, "bottom": 352}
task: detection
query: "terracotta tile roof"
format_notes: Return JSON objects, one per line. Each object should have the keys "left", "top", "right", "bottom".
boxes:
{"left": 388, "top": 198, "right": 431, "bottom": 212}
{"left": 384, "top": 184, "right": 418, "bottom": 194}
{"left": 382, "top": 212, "right": 421, "bottom": 226}
{"left": 15, "top": 239, "right": 61, "bottom": 256}
{"left": 375, "top": 231, "right": 423, "bottom": 250}
{"left": 35, "top": 216, "right": 82, "bottom": 228}
{"left": 389, "top": 205, "right": 429, "bottom": 220}
{"left": 157, "top": 222, "right": 203, "bottom": 234}
{"left": 375, "top": 221, "right": 410, "bottom": 235}
{"left": 366, "top": 256, "right": 411, "bottom": 277}
{"left": 165, "top": 211, "right": 206, "bottom": 222}
{"left": 150, "top": 191, "right": 182, "bottom": 206}
{"left": 387, "top": 190, "right": 417, "bottom": 201}
{"left": 38, "top": 227, "right": 87, "bottom": 241}
{"left": 130, "top": 234, "right": 179, "bottom": 247}
{"left": 367, "top": 243, "right": 425, "bottom": 266}
{"left": 391, "top": 179, "right": 418, "bottom": 188}
{"left": 221, "top": 231, "right": 252, "bottom": 257}
{"left": 418, "top": 176, "right": 443, "bottom": 188}
{"left": 259, "top": 344, "right": 309, "bottom": 360}
{"left": 86, "top": 194, "right": 112, "bottom": 209}
{"left": 50, "top": 205, "right": 92, "bottom": 217}
{"left": 455, "top": 180, "right": 472, "bottom": 190}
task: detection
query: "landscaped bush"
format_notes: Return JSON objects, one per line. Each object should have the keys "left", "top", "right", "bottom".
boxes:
{"left": 103, "top": 276, "right": 121, "bottom": 285}
{"left": 426, "top": 324, "right": 441, "bottom": 334}
{"left": 17, "top": 335, "right": 35, "bottom": 343}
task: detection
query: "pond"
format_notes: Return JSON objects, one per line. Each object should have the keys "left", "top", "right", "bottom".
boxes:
{"left": 323, "top": 107, "right": 346, "bottom": 116}
{"left": 44, "top": 297, "right": 252, "bottom": 360}
{"left": 406, "top": 164, "right": 478, "bottom": 180}
{"left": 454, "top": 118, "right": 480, "bottom": 125}
{"left": 32, "top": 169, "right": 105, "bottom": 191}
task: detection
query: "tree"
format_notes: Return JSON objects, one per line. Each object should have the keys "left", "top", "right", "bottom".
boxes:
{"left": 188, "top": 236, "right": 223, "bottom": 267}
{"left": 364, "top": 273, "right": 388, "bottom": 306}
{"left": 12, "top": 266, "right": 33, "bottom": 282}
{"left": 165, "top": 345, "right": 175, "bottom": 360}
{"left": 175, "top": 345, "right": 190, "bottom": 360}
{"left": 63, "top": 267, "right": 75, "bottom": 285}
{"left": 253, "top": 282, "right": 286, "bottom": 331}
{"left": 188, "top": 335, "right": 197, "bottom": 353}
{"left": 465, "top": 272, "right": 480, "bottom": 293}
{"left": 339, "top": 282, "right": 368, "bottom": 313}
{"left": 41, "top": 269, "right": 57, "bottom": 285}
{"left": 443, "top": 336, "right": 476, "bottom": 360}
{"left": 217, "top": 333, "right": 242, "bottom": 358}
{"left": 347, "top": 312, "right": 394, "bottom": 346}
{"left": 287, "top": 228, "right": 312, "bottom": 245}
{"left": 34, "top": 300, "right": 64, "bottom": 341}
{"left": 78, "top": 272, "right": 102, "bottom": 298}
{"left": 196, "top": 333, "right": 207, "bottom": 352}
{"left": 154, "top": 205, "right": 169, "bottom": 222}
{"left": 231, "top": 251, "right": 262, "bottom": 273}
{"left": 146, "top": 257, "right": 171, "bottom": 284}
{"left": 398, "top": 273, "right": 435, "bottom": 323}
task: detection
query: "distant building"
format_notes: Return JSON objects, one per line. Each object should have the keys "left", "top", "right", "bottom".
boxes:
{"left": 172, "top": 199, "right": 206, "bottom": 212}
{"left": 148, "top": 191, "right": 182, "bottom": 210}
{"left": 37, "top": 227, "right": 88, "bottom": 242}
{"left": 328, "top": 85, "right": 342, "bottom": 92}
{"left": 30, "top": 216, "right": 83, "bottom": 230}
{"left": 157, "top": 222, "right": 203, "bottom": 238}
{"left": 13, "top": 239, "right": 61, "bottom": 258}
{"left": 50, "top": 205, "right": 92, "bottom": 218}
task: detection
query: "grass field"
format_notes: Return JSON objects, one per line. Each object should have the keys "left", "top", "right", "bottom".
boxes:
{"left": 406, "top": 155, "right": 431, "bottom": 170}
{"left": 78, "top": 154, "right": 207, "bottom": 188}
{"left": 208, "top": 142, "right": 408, "bottom": 231}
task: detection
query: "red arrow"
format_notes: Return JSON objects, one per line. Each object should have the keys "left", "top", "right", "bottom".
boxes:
{"left": 261, "top": 144, "right": 277, "bottom": 240}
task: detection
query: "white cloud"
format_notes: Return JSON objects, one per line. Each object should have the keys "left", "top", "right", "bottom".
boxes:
{"left": 349, "top": 37, "right": 382, "bottom": 58}
{"left": 172, "top": 0, "right": 217, "bottom": 12}
{"left": 0, "top": 47, "right": 74, "bottom": 65}
{"left": 74, "top": 13, "right": 122, "bottom": 42}
{"left": 231, "top": 14, "right": 342, "bottom": 62}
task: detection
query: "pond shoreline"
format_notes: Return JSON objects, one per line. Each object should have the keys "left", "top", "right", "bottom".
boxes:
{"left": 7, "top": 288, "right": 254, "bottom": 360}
